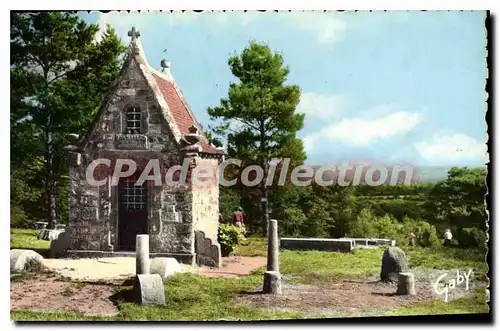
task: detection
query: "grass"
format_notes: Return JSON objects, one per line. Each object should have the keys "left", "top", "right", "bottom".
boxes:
{"left": 116, "top": 273, "right": 302, "bottom": 321}
{"left": 12, "top": 273, "right": 303, "bottom": 322}
{"left": 10, "top": 228, "right": 50, "bottom": 256}
{"left": 11, "top": 311, "right": 115, "bottom": 322}
{"left": 235, "top": 236, "right": 267, "bottom": 257}
{"left": 387, "top": 288, "right": 490, "bottom": 316}
{"left": 237, "top": 237, "right": 488, "bottom": 285}
{"left": 10, "top": 230, "right": 489, "bottom": 321}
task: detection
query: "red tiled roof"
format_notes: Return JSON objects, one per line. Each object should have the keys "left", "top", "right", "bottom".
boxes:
{"left": 153, "top": 73, "right": 222, "bottom": 155}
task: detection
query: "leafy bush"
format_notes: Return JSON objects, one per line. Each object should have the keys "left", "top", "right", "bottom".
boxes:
{"left": 218, "top": 224, "right": 246, "bottom": 257}
{"left": 346, "top": 208, "right": 377, "bottom": 238}
{"left": 281, "top": 208, "right": 307, "bottom": 237}
{"left": 370, "top": 214, "right": 404, "bottom": 242}
{"left": 401, "top": 217, "right": 441, "bottom": 248}
{"left": 347, "top": 208, "right": 404, "bottom": 243}
{"left": 457, "top": 227, "right": 487, "bottom": 249}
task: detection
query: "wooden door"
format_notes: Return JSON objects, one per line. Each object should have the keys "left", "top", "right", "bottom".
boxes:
{"left": 118, "top": 175, "right": 148, "bottom": 251}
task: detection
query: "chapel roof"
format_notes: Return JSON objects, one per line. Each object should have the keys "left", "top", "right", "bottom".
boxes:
{"left": 80, "top": 26, "right": 224, "bottom": 156}
{"left": 151, "top": 73, "right": 221, "bottom": 155}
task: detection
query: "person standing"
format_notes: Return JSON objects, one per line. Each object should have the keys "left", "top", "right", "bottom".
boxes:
{"left": 444, "top": 228, "right": 453, "bottom": 247}
{"left": 232, "top": 207, "right": 245, "bottom": 229}
{"left": 408, "top": 232, "right": 416, "bottom": 247}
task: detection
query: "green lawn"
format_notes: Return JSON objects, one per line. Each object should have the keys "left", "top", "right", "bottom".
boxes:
{"left": 387, "top": 287, "right": 489, "bottom": 316}
{"left": 12, "top": 273, "right": 303, "bottom": 322}
{"left": 10, "top": 228, "right": 50, "bottom": 256}
{"left": 10, "top": 230, "right": 489, "bottom": 321}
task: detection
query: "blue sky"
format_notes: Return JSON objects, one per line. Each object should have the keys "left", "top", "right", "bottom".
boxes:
{"left": 80, "top": 11, "right": 488, "bottom": 168}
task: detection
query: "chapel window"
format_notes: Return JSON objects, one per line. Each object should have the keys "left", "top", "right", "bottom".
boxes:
{"left": 125, "top": 106, "right": 141, "bottom": 134}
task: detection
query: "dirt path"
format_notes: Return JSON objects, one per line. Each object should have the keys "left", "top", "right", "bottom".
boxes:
{"left": 196, "top": 256, "right": 266, "bottom": 278}
{"left": 11, "top": 256, "right": 266, "bottom": 317}
{"left": 11, "top": 274, "right": 118, "bottom": 317}
{"left": 237, "top": 268, "right": 486, "bottom": 318}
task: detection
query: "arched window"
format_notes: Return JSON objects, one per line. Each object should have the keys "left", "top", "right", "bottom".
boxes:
{"left": 125, "top": 106, "right": 141, "bottom": 134}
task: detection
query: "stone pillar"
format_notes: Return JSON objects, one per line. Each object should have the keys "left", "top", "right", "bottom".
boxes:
{"left": 266, "top": 219, "right": 279, "bottom": 272}
{"left": 396, "top": 272, "right": 416, "bottom": 295}
{"left": 263, "top": 219, "right": 282, "bottom": 294}
{"left": 136, "top": 234, "right": 150, "bottom": 275}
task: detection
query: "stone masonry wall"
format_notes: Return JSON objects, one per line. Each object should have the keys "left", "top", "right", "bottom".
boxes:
{"left": 191, "top": 157, "right": 221, "bottom": 267}
{"left": 68, "top": 57, "right": 195, "bottom": 255}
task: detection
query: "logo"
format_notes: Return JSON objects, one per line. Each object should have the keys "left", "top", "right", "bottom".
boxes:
{"left": 433, "top": 269, "right": 473, "bottom": 303}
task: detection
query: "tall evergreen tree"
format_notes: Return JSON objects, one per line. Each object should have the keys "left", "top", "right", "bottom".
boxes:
{"left": 208, "top": 42, "right": 306, "bottom": 235}
{"left": 11, "top": 12, "right": 126, "bottom": 228}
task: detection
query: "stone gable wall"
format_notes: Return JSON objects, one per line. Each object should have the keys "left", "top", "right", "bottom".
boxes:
{"left": 68, "top": 57, "right": 200, "bottom": 257}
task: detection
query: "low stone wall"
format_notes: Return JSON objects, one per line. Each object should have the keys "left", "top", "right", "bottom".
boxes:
{"left": 344, "top": 238, "right": 396, "bottom": 247}
{"left": 280, "top": 238, "right": 353, "bottom": 253}
{"left": 194, "top": 230, "right": 221, "bottom": 268}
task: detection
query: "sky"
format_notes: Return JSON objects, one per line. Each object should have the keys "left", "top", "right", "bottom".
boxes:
{"left": 79, "top": 11, "right": 488, "bottom": 169}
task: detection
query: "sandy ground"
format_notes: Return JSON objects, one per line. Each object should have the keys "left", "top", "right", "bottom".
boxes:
{"left": 41, "top": 256, "right": 266, "bottom": 281}
{"left": 41, "top": 257, "right": 194, "bottom": 281}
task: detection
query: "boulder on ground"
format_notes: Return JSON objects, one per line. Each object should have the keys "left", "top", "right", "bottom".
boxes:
{"left": 380, "top": 246, "right": 410, "bottom": 283}
{"left": 149, "top": 257, "right": 180, "bottom": 280}
{"left": 11, "top": 249, "right": 44, "bottom": 272}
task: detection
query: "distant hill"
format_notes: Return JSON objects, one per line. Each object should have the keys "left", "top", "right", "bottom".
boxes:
{"left": 300, "top": 165, "right": 452, "bottom": 185}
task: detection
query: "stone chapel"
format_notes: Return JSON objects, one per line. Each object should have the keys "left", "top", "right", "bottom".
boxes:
{"left": 63, "top": 27, "right": 223, "bottom": 267}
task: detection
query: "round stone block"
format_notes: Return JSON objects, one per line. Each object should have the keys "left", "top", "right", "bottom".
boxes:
{"left": 11, "top": 249, "right": 44, "bottom": 272}
{"left": 133, "top": 274, "right": 166, "bottom": 306}
{"left": 150, "top": 257, "right": 180, "bottom": 280}
{"left": 263, "top": 270, "right": 282, "bottom": 294}
{"left": 396, "top": 272, "right": 416, "bottom": 295}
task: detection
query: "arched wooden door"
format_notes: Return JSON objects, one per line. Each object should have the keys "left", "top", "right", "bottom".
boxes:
{"left": 118, "top": 174, "right": 148, "bottom": 251}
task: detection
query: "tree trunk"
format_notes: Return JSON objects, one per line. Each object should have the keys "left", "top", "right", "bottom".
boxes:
{"left": 258, "top": 76, "right": 269, "bottom": 237}
{"left": 260, "top": 159, "right": 269, "bottom": 237}
{"left": 43, "top": 78, "right": 56, "bottom": 229}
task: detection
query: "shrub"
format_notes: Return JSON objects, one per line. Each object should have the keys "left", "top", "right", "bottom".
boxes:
{"left": 371, "top": 214, "right": 404, "bottom": 243}
{"left": 282, "top": 208, "right": 306, "bottom": 237}
{"left": 401, "top": 217, "right": 441, "bottom": 248}
{"left": 217, "top": 224, "right": 246, "bottom": 257}
{"left": 347, "top": 208, "right": 377, "bottom": 238}
{"left": 457, "top": 227, "right": 487, "bottom": 249}
{"left": 347, "top": 209, "right": 405, "bottom": 243}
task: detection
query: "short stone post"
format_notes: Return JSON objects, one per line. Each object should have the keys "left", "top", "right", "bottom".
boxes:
{"left": 396, "top": 272, "right": 416, "bottom": 295}
{"left": 263, "top": 219, "right": 282, "bottom": 294}
{"left": 136, "top": 234, "right": 150, "bottom": 275}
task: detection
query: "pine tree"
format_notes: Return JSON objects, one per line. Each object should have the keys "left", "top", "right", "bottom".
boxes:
{"left": 11, "top": 12, "right": 126, "bottom": 228}
{"left": 208, "top": 42, "right": 306, "bottom": 235}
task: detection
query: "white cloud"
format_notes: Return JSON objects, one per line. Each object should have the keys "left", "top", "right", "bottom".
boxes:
{"left": 303, "top": 111, "right": 424, "bottom": 150}
{"left": 296, "top": 93, "right": 346, "bottom": 119}
{"left": 415, "top": 133, "right": 488, "bottom": 163}
{"left": 92, "top": 11, "right": 347, "bottom": 45}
